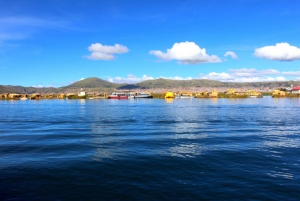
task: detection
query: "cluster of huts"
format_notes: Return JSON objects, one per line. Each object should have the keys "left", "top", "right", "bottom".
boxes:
{"left": 0, "top": 91, "right": 108, "bottom": 100}
{"left": 271, "top": 86, "right": 300, "bottom": 97}
{"left": 0, "top": 93, "right": 65, "bottom": 100}
{"left": 164, "top": 89, "right": 263, "bottom": 99}
{"left": 1, "top": 86, "right": 300, "bottom": 100}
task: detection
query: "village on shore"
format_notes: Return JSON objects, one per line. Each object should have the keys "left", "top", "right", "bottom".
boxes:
{"left": 1, "top": 85, "right": 300, "bottom": 100}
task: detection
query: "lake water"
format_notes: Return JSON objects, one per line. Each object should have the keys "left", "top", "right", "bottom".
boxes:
{"left": 0, "top": 98, "right": 299, "bottom": 200}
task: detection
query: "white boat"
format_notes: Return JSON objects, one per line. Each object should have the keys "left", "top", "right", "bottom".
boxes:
{"left": 129, "top": 92, "right": 153, "bottom": 99}
{"left": 249, "top": 95, "right": 263, "bottom": 98}
{"left": 128, "top": 93, "right": 135, "bottom": 99}
{"left": 175, "top": 93, "right": 195, "bottom": 98}
{"left": 20, "top": 97, "right": 28, "bottom": 100}
{"left": 176, "top": 95, "right": 195, "bottom": 98}
{"left": 135, "top": 92, "right": 153, "bottom": 98}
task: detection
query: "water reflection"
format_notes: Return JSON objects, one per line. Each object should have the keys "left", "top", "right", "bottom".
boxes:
{"left": 86, "top": 98, "right": 300, "bottom": 162}
{"left": 266, "top": 171, "right": 294, "bottom": 180}
{"left": 165, "top": 99, "right": 174, "bottom": 104}
{"left": 263, "top": 139, "right": 300, "bottom": 149}
{"left": 210, "top": 98, "right": 218, "bottom": 104}
{"left": 79, "top": 99, "right": 86, "bottom": 104}
{"left": 168, "top": 143, "right": 204, "bottom": 158}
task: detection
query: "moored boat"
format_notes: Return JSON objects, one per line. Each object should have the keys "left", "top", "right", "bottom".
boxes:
{"left": 246, "top": 90, "right": 262, "bottom": 98}
{"left": 108, "top": 92, "right": 128, "bottom": 99}
{"left": 175, "top": 92, "right": 195, "bottom": 98}
{"left": 176, "top": 94, "right": 195, "bottom": 98}
{"left": 129, "top": 92, "right": 153, "bottom": 99}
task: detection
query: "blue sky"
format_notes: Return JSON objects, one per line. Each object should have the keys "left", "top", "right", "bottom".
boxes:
{"left": 1, "top": 0, "right": 300, "bottom": 87}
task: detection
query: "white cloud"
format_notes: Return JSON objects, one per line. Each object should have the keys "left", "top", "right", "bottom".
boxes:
{"left": 88, "top": 43, "right": 128, "bottom": 54}
{"left": 231, "top": 77, "right": 285, "bottom": 82}
{"left": 233, "top": 77, "right": 261, "bottom": 82}
{"left": 200, "top": 68, "right": 288, "bottom": 82}
{"left": 224, "top": 51, "right": 238, "bottom": 59}
{"left": 228, "top": 68, "right": 257, "bottom": 77}
{"left": 32, "top": 82, "right": 72, "bottom": 88}
{"left": 79, "top": 78, "right": 85, "bottom": 81}
{"left": 158, "top": 76, "right": 193, "bottom": 80}
{"left": 282, "top": 71, "right": 300, "bottom": 76}
{"left": 201, "top": 72, "right": 234, "bottom": 81}
{"left": 228, "top": 68, "right": 280, "bottom": 77}
{"left": 149, "top": 41, "right": 221, "bottom": 64}
{"left": 266, "top": 76, "right": 286, "bottom": 81}
{"left": 107, "top": 74, "right": 154, "bottom": 84}
{"left": 84, "top": 43, "right": 129, "bottom": 60}
{"left": 106, "top": 68, "right": 296, "bottom": 84}
{"left": 260, "top": 69, "right": 281, "bottom": 75}
{"left": 254, "top": 43, "right": 300, "bottom": 61}
{"left": 32, "top": 84, "right": 44, "bottom": 88}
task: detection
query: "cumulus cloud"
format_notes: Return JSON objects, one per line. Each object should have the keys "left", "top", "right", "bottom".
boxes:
{"left": 107, "top": 74, "right": 154, "bottom": 84}
{"left": 224, "top": 51, "right": 238, "bottom": 59}
{"left": 233, "top": 76, "right": 286, "bottom": 82}
{"left": 282, "top": 71, "right": 300, "bottom": 76}
{"left": 149, "top": 41, "right": 221, "bottom": 64}
{"left": 32, "top": 84, "right": 44, "bottom": 88}
{"left": 228, "top": 68, "right": 280, "bottom": 77}
{"left": 201, "top": 72, "right": 234, "bottom": 81}
{"left": 32, "top": 83, "right": 65, "bottom": 88}
{"left": 107, "top": 68, "right": 296, "bottom": 84}
{"left": 158, "top": 76, "right": 193, "bottom": 80}
{"left": 200, "top": 73, "right": 286, "bottom": 82}
{"left": 84, "top": 43, "right": 129, "bottom": 60}
{"left": 254, "top": 43, "right": 300, "bottom": 61}
{"left": 199, "top": 68, "right": 289, "bottom": 82}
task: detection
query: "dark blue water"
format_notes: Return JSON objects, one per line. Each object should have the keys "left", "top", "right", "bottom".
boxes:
{"left": 0, "top": 98, "right": 299, "bottom": 200}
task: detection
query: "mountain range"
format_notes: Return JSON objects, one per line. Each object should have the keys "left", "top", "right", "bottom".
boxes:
{"left": 0, "top": 77, "right": 298, "bottom": 94}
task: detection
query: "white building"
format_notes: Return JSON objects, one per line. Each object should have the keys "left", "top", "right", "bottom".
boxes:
{"left": 78, "top": 91, "right": 86, "bottom": 96}
{"left": 291, "top": 86, "right": 300, "bottom": 94}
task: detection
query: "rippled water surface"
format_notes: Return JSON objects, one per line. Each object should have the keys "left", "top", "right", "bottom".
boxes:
{"left": 1, "top": 98, "right": 300, "bottom": 200}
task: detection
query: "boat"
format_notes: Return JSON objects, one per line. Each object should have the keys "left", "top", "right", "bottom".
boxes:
{"left": 247, "top": 90, "right": 262, "bottom": 98}
{"left": 108, "top": 92, "right": 128, "bottom": 99}
{"left": 129, "top": 92, "right": 153, "bottom": 99}
{"left": 176, "top": 95, "right": 195, "bottom": 98}
{"left": 128, "top": 92, "right": 135, "bottom": 99}
{"left": 249, "top": 95, "right": 263, "bottom": 98}
{"left": 176, "top": 93, "right": 195, "bottom": 98}
{"left": 20, "top": 97, "right": 28, "bottom": 100}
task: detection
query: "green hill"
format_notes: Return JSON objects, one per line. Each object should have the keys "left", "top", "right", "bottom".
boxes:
{"left": 67, "top": 77, "right": 119, "bottom": 88}
{"left": 117, "top": 78, "right": 299, "bottom": 90}
{"left": 1, "top": 77, "right": 299, "bottom": 94}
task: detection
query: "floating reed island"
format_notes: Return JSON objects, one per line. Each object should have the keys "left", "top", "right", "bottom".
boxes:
{"left": 2, "top": 87, "right": 300, "bottom": 100}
